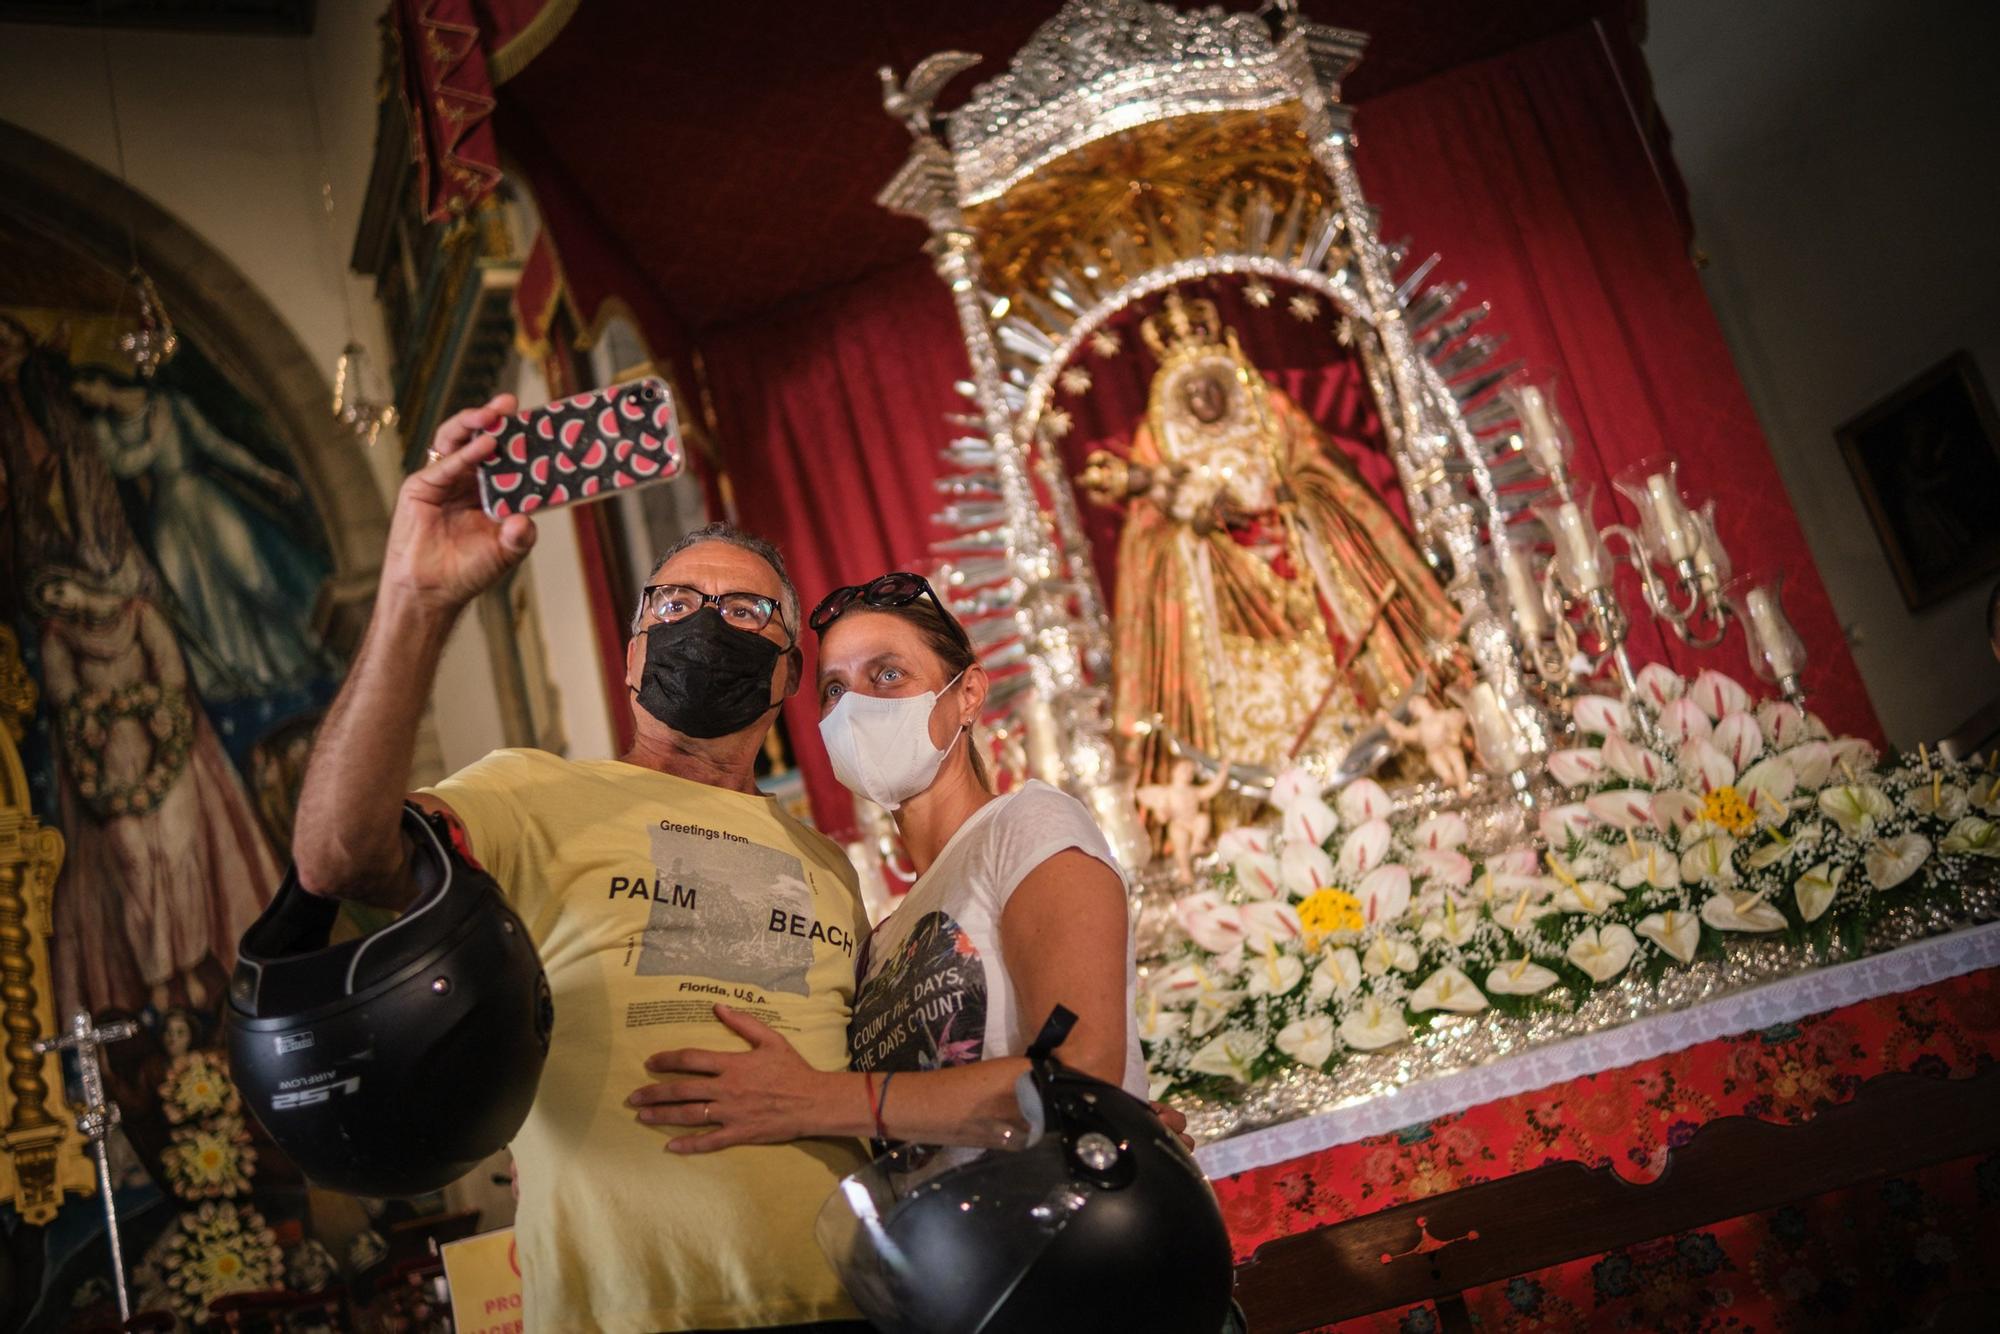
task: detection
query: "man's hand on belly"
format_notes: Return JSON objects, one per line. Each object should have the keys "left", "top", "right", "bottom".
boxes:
{"left": 628, "top": 1004, "right": 866, "bottom": 1153}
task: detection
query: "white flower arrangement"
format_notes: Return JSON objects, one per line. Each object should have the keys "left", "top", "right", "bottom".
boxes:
{"left": 1141, "top": 668, "right": 2000, "bottom": 1098}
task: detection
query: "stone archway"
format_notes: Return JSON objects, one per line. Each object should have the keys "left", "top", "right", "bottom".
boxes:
{"left": 0, "top": 118, "right": 389, "bottom": 654}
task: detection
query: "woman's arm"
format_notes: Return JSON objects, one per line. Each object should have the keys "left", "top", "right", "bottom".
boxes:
{"left": 633, "top": 849, "right": 1135, "bottom": 1152}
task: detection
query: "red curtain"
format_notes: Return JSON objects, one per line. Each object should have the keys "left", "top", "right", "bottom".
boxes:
{"left": 693, "top": 23, "right": 1879, "bottom": 838}
{"left": 700, "top": 262, "right": 978, "bottom": 836}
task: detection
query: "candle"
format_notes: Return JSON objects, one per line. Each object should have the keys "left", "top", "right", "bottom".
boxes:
{"left": 1466, "top": 682, "right": 1520, "bottom": 772}
{"left": 1553, "top": 501, "right": 1607, "bottom": 592}
{"left": 1499, "top": 541, "right": 1547, "bottom": 641}
{"left": 1644, "top": 474, "right": 1696, "bottom": 561}
{"left": 1745, "top": 587, "right": 1801, "bottom": 678}
{"left": 1517, "top": 385, "right": 1560, "bottom": 464}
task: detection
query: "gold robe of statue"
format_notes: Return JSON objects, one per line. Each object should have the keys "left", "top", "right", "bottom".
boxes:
{"left": 1082, "top": 295, "right": 1460, "bottom": 789}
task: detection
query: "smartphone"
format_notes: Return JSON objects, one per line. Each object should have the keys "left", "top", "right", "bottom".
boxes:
{"left": 474, "top": 376, "right": 684, "bottom": 519}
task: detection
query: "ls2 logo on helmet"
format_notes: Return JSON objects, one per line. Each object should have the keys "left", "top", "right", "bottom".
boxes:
{"left": 270, "top": 1073, "right": 362, "bottom": 1110}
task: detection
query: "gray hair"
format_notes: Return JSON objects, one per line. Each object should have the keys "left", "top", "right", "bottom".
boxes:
{"left": 631, "top": 520, "right": 802, "bottom": 640}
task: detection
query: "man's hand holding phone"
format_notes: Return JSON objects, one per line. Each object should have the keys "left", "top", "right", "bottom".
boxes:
{"left": 384, "top": 394, "right": 540, "bottom": 618}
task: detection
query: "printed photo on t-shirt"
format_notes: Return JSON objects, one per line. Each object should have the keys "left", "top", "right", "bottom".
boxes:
{"left": 850, "top": 910, "right": 988, "bottom": 1073}
{"left": 635, "top": 824, "right": 814, "bottom": 995}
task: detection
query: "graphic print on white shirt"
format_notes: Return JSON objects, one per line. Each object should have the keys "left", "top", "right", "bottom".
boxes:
{"left": 849, "top": 910, "right": 988, "bottom": 1072}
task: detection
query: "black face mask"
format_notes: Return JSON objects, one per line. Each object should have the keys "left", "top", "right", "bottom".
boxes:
{"left": 633, "top": 608, "right": 786, "bottom": 739}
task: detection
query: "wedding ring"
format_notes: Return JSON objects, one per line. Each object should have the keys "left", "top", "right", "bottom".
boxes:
{"left": 703, "top": 1101, "right": 713, "bottom": 1124}
{"left": 426, "top": 448, "right": 443, "bottom": 464}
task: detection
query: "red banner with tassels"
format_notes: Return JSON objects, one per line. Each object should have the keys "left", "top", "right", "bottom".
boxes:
{"left": 393, "top": 0, "right": 505, "bottom": 222}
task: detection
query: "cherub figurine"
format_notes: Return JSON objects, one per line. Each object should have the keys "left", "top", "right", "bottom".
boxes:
{"left": 1135, "top": 756, "right": 1233, "bottom": 883}
{"left": 1382, "top": 696, "right": 1474, "bottom": 794}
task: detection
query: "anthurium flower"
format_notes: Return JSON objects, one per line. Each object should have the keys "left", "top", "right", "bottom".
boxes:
{"left": 1275, "top": 1014, "right": 1336, "bottom": 1068}
{"left": 1187, "top": 1029, "right": 1266, "bottom": 1081}
{"left": 1310, "top": 946, "right": 1362, "bottom": 1000}
{"left": 1712, "top": 713, "right": 1764, "bottom": 772}
{"left": 1818, "top": 783, "right": 1892, "bottom": 836}
{"left": 1784, "top": 740, "right": 1834, "bottom": 791}
{"left": 1635, "top": 663, "right": 1685, "bottom": 709}
{"left": 1756, "top": 700, "right": 1807, "bottom": 749}
{"left": 1554, "top": 879, "right": 1625, "bottom": 915}
{"left": 1338, "top": 998, "right": 1410, "bottom": 1051}
{"left": 1636, "top": 909, "right": 1700, "bottom": 963}
{"left": 1657, "top": 698, "right": 1714, "bottom": 747}
{"left": 1269, "top": 766, "right": 1327, "bottom": 811}
{"left": 1793, "top": 861, "right": 1842, "bottom": 922}
{"left": 1679, "top": 834, "right": 1739, "bottom": 884}
{"left": 1548, "top": 747, "right": 1606, "bottom": 788}
{"left": 1174, "top": 892, "right": 1248, "bottom": 953}
{"left": 1700, "top": 890, "right": 1785, "bottom": 932}
{"left": 1539, "top": 803, "right": 1597, "bottom": 845}
{"left": 1241, "top": 900, "right": 1305, "bottom": 952}
{"left": 1279, "top": 842, "right": 1336, "bottom": 899}
{"left": 1863, "top": 833, "right": 1931, "bottom": 889}
{"left": 1586, "top": 789, "right": 1654, "bottom": 830}
{"left": 1910, "top": 785, "right": 1970, "bottom": 820}
{"left": 1412, "top": 847, "right": 1474, "bottom": 889}
{"left": 1617, "top": 838, "right": 1681, "bottom": 889}
{"left": 1604, "top": 732, "right": 1669, "bottom": 784}
{"left": 1410, "top": 966, "right": 1489, "bottom": 1014}
{"left": 1336, "top": 778, "right": 1392, "bottom": 825}
{"left": 1486, "top": 958, "right": 1562, "bottom": 995}
{"left": 1575, "top": 694, "right": 1633, "bottom": 738}
{"left": 1360, "top": 932, "right": 1419, "bottom": 976}
{"left": 1337, "top": 818, "right": 1392, "bottom": 877}
{"left": 1566, "top": 924, "right": 1639, "bottom": 981}
{"left": 1940, "top": 816, "right": 1999, "bottom": 857}
{"left": 1412, "top": 811, "right": 1470, "bottom": 851}
{"left": 1246, "top": 952, "right": 1305, "bottom": 997}
{"left": 1690, "top": 669, "right": 1752, "bottom": 720}
{"left": 1282, "top": 796, "right": 1339, "bottom": 850}
{"left": 1358, "top": 864, "right": 1412, "bottom": 925}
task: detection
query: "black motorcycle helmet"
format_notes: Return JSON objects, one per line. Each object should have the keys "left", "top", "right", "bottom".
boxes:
{"left": 226, "top": 804, "right": 553, "bottom": 1197}
{"left": 817, "top": 1008, "right": 1237, "bottom": 1334}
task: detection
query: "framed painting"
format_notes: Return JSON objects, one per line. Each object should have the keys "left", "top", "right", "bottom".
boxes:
{"left": 1836, "top": 350, "right": 2000, "bottom": 612}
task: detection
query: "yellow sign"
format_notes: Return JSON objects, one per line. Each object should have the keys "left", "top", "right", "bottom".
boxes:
{"left": 441, "top": 1227, "right": 524, "bottom": 1334}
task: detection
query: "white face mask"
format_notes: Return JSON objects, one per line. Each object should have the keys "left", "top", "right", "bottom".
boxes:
{"left": 819, "top": 670, "right": 966, "bottom": 811}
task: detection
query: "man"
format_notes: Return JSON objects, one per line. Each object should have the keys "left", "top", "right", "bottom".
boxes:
{"left": 292, "top": 395, "right": 872, "bottom": 1334}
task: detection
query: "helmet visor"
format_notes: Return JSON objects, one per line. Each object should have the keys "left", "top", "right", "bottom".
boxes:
{"left": 815, "top": 1138, "right": 1095, "bottom": 1334}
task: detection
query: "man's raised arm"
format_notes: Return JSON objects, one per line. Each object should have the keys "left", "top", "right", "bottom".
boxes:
{"left": 292, "top": 395, "right": 536, "bottom": 906}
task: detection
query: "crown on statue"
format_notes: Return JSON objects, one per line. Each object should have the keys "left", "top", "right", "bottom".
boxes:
{"left": 1139, "top": 292, "right": 1227, "bottom": 363}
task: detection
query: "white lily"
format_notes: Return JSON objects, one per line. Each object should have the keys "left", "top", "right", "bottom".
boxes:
{"left": 1336, "top": 778, "right": 1392, "bottom": 825}
{"left": 1279, "top": 842, "right": 1336, "bottom": 899}
{"left": 1359, "top": 864, "right": 1413, "bottom": 926}
{"left": 1310, "top": 947, "right": 1362, "bottom": 1001}
{"left": 1554, "top": 879, "right": 1626, "bottom": 915}
{"left": 1187, "top": 1029, "right": 1266, "bottom": 1082}
{"left": 1566, "top": 924, "right": 1639, "bottom": 981}
{"left": 1636, "top": 909, "right": 1701, "bottom": 963}
{"left": 1338, "top": 998, "right": 1410, "bottom": 1051}
{"left": 1700, "top": 890, "right": 1786, "bottom": 933}
{"left": 1412, "top": 812, "right": 1471, "bottom": 852}
{"left": 1410, "top": 966, "right": 1489, "bottom": 1014}
{"left": 1275, "top": 1014, "right": 1336, "bottom": 1068}
{"left": 1817, "top": 784, "right": 1893, "bottom": 836}
{"left": 1863, "top": 833, "right": 1931, "bottom": 890}
{"left": 1690, "top": 669, "right": 1752, "bottom": 720}
{"left": 1487, "top": 958, "right": 1562, "bottom": 995}
{"left": 1794, "top": 861, "right": 1842, "bottom": 923}
{"left": 1575, "top": 694, "right": 1633, "bottom": 738}
{"left": 1361, "top": 932, "right": 1419, "bottom": 976}
{"left": 1337, "top": 818, "right": 1393, "bottom": 878}
{"left": 1940, "top": 816, "right": 2000, "bottom": 857}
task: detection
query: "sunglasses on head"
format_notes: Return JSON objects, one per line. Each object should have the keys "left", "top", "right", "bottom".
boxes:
{"left": 809, "top": 571, "right": 967, "bottom": 645}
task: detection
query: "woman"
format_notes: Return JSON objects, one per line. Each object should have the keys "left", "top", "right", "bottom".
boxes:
{"left": 629, "top": 571, "right": 1143, "bottom": 1148}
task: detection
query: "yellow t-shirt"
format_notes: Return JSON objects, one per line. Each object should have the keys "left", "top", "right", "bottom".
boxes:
{"left": 423, "top": 748, "right": 869, "bottom": 1333}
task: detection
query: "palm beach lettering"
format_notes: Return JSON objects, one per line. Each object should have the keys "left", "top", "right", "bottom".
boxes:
{"left": 658, "top": 817, "right": 750, "bottom": 845}
{"left": 767, "top": 910, "right": 855, "bottom": 956}
{"left": 607, "top": 875, "right": 697, "bottom": 907}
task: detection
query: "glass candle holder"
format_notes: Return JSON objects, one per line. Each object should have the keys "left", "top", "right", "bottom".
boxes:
{"left": 1687, "top": 500, "right": 1732, "bottom": 587}
{"left": 1497, "top": 534, "right": 1548, "bottom": 643}
{"left": 1532, "top": 484, "right": 1612, "bottom": 596}
{"left": 1611, "top": 455, "right": 1700, "bottom": 566}
{"left": 1502, "top": 381, "right": 1572, "bottom": 479}
{"left": 1726, "top": 571, "right": 1808, "bottom": 686}
{"left": 1465, "top": 681, "right": 1522, "bottom": 774}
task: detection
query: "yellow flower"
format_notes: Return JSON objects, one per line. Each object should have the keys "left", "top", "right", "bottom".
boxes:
{"left": 1297, "top": 887, "right": 1365, "bottom": 945}
{"left": 1699, "top": 785, "right": 1757, "bottom": 837}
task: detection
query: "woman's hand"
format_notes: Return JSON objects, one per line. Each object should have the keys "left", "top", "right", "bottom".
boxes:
{"left": 630, "top": 1004, "right": 846, "bottom": 1154}
{"left": 1151, "top": 1100, "right": 1195, "bottom": 1152}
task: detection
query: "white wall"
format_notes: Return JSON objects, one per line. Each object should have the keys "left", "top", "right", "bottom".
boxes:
{"left": 1645, "top": 0, "right": 2000, "bottom": 746}
{"left": 0, "top": 9, "right": 615, "bottom": 776}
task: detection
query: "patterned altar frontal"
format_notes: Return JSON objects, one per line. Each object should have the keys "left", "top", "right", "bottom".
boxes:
{"left": 1211, "top": 965, "right": 2000, "bottom": 1331}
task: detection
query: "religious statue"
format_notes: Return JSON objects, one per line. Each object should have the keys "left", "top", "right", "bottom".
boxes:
{"left": 1381, "top": 695, "right": 1474, "bottom": 794}
{"left": 1081, "top": 293, "right": 1462, "bottom": 794}
{"left": 1135, "top": 756, "right": 1233, "bottom": 883}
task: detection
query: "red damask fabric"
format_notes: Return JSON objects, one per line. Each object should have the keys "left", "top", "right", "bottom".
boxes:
{"left": 1214, "top": 966, "right": 2000, "bottom": 1331}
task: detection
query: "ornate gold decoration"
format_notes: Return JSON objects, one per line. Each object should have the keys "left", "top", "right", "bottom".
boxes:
{"left": 0, "top": 626, "right": 92, "bottom": 1224}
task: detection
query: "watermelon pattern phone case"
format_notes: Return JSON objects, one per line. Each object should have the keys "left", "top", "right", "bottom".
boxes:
{"left": 475, "top": 376, "right": 683, "bottom": 519}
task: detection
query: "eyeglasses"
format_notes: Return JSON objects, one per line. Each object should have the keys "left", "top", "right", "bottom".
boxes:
{"left": 809, "top": 571, "right": 966, "bottom": 646}
{"left": 640, "top": 583, "right": 787, "bottom": 636}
